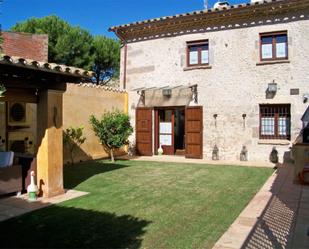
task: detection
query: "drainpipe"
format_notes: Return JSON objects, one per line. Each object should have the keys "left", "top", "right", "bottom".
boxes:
{"left": 117, "top": 32, "right": 128, "bottom": 114}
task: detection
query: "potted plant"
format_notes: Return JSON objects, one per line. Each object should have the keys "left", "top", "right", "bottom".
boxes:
{"left": 0, "top": 84, "right": 6, "bottom": 98}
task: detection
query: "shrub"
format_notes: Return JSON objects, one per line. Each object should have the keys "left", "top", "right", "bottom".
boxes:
{"left": 90, "top": 110, "right": 133, "bottom": 163}
{"left": 63, "top": 126, "right": 86, "bottom": 164}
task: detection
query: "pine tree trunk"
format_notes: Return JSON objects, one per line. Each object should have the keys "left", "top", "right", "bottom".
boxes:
{"left": 110, "top": 148, "right": 115, "bottom": 163}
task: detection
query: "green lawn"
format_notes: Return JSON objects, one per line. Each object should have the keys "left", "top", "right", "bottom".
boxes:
{"left": 0, "top": 160, "right": 273, "bottom": 248}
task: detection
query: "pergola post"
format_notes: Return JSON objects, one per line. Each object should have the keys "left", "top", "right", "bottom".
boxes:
{"left": 37, "top": 89, "right": 65, "bottom": 197}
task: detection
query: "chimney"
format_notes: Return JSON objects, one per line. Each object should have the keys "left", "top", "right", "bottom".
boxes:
{"left": 204, "top": 0, "right": 208, "bottom": 9}
{"left": 2, "top": 31, "right": 49, "bottom": 62}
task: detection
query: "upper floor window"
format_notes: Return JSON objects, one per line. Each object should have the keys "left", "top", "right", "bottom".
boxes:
{"left": 260, "top": 104, "right": 291, "bottom": 140}
{"left": 187, "top": 40, "right": 209, "bottom": 66}
{"left": 260, "top": 31, "right": 288, "bottom": 61}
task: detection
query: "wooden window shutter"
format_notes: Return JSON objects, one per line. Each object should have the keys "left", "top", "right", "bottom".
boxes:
{"left": 136, "top": 107, "right": 153, "bottom": 156}
{"left": 185, "top": 106, "right": 203, "bottom": 159}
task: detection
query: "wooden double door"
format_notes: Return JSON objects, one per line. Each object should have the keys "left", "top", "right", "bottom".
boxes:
{"left": 135, "top": 106, "right": 203, "bottom": 159}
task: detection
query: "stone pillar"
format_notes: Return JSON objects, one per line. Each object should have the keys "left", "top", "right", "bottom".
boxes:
{"left": 37, "top": 90, "right": 64, "bottom": 197}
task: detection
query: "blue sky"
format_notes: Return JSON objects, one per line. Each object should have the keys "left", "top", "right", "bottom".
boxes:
{"left": 1, "top": 0, "right": 243, "bottom": 38}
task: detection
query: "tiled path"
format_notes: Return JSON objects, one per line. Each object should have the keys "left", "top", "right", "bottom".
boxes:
{"left": 0, "top": 189, "right": 88, "bottom": 222}
{"left": 213, "top": 163, "right": 309, "bottom": 249}
{"left": 125, "top": 155, "right": 274, "bottom": 167}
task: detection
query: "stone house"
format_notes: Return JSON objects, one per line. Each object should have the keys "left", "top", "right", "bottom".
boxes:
{"left": 110, "top": 0, "right": 309, "bottom": 163}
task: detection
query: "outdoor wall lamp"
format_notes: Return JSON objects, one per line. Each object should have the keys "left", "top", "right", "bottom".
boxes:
{"left": 162, "top": 88, "right": 172, "bottom": 97}
{"left": 268, "top": 80, "right": 277, "bottom": 93}
{"left": 242, "top": 114, "right": 246, "bottom": 129}
{"left": 137, "top": 90, "right": 145, "bottom": 105}
{"left": 213, "top": 114, "right": 218, "bottom": 127}
{"left": 189, "top": 85, "right": 198, "bottom": 104}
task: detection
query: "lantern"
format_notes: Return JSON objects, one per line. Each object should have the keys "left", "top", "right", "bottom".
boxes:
{"left": 270, "top": 147, "right": 279, "bottom": 163}
{"left": 212, "top": 145, "right": 219, "bottom": 160}
{"left": 240, "top": 145, "right": 248, "bottom": 161}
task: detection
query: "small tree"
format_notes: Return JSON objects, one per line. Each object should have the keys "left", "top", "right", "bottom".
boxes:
{"left": 90, "top": 111, "right": 133, "bottom": 163}
{"left": 63, "top": 126, "right": 86, "bottom": 164}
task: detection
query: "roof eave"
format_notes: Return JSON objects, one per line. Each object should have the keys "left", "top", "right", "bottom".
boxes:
{"left": 109, "top": 0, "right": 309, "bottom": 41}
{"left": 0, "top": 54, "right": 95, "bottom": 79}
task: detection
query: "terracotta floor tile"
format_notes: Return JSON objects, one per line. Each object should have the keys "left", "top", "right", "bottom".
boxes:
{"left": 0, "top": 190, "right": 88, "bottom": 222}
{"left": 212, "top": 163, "right": 309, "bottom": 249}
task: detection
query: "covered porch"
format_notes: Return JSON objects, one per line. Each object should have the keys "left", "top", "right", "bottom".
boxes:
{"left": 0, "top": 54, "right": 92, "bottom": 197}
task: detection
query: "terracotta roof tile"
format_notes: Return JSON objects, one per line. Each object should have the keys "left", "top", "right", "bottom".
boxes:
{"left": 0, "top": 54, "right": 95, "bottom": 78}
{"left": 77, "top": 83, "right": 126, "bottom": 93}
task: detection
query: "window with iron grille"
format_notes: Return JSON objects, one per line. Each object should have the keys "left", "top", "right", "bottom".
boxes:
{"left": 187, "top": 40, "right": 209, "bottom": 66}
{"left": 260, "top": 104, "right": 291, "bottom": 140}
{"left": 260, "top": 31, "right": 288, "bottom": 61}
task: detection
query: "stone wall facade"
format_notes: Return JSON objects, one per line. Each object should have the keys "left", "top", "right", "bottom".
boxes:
{"left": 121, "top": 11, "right": 309, "bottom": 163}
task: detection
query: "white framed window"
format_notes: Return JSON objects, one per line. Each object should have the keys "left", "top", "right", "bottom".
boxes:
{"left": 187, "top": 40, "right": 209, "bottom": 66}
{"left": 260, "top": 32, "right": 288, "bottom": 61}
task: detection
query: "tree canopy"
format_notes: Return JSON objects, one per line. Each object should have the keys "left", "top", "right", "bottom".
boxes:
{"left": 54, "top": 26, "right": 93, "bottom": 69}
{"left": 11, "top": 15, "right": 120, "bottom": 84}
{"left": 90, "top": 111, "right": 133, "bottom": 163}
{"left": 92, "top": 36, "right": 120, "bottom": 85}
{"left": 12, "top": 16, "right": 74, "bottom": 64}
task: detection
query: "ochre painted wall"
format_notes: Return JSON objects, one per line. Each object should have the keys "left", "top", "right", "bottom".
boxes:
{"left": 37, "top": 90, "right": 64, "bottom": 197}
{"left": 63, "top": 83, "right": 127, "bottom": 163}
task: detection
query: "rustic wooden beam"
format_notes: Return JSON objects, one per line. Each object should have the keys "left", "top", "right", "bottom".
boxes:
{"left": 123, "top": 8, "right": 306, "bottom": 41}
{"left": 0, "top": 64, "right": 81, "bottom": 91}
{"left": 0, "top": 75, "right": 67, "bottom": 91}
{"left": 0, "top": 64, "right": 84, "bottom": 88}
{"left": 0, "top": 88, "right": 38, "bottom": 103}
